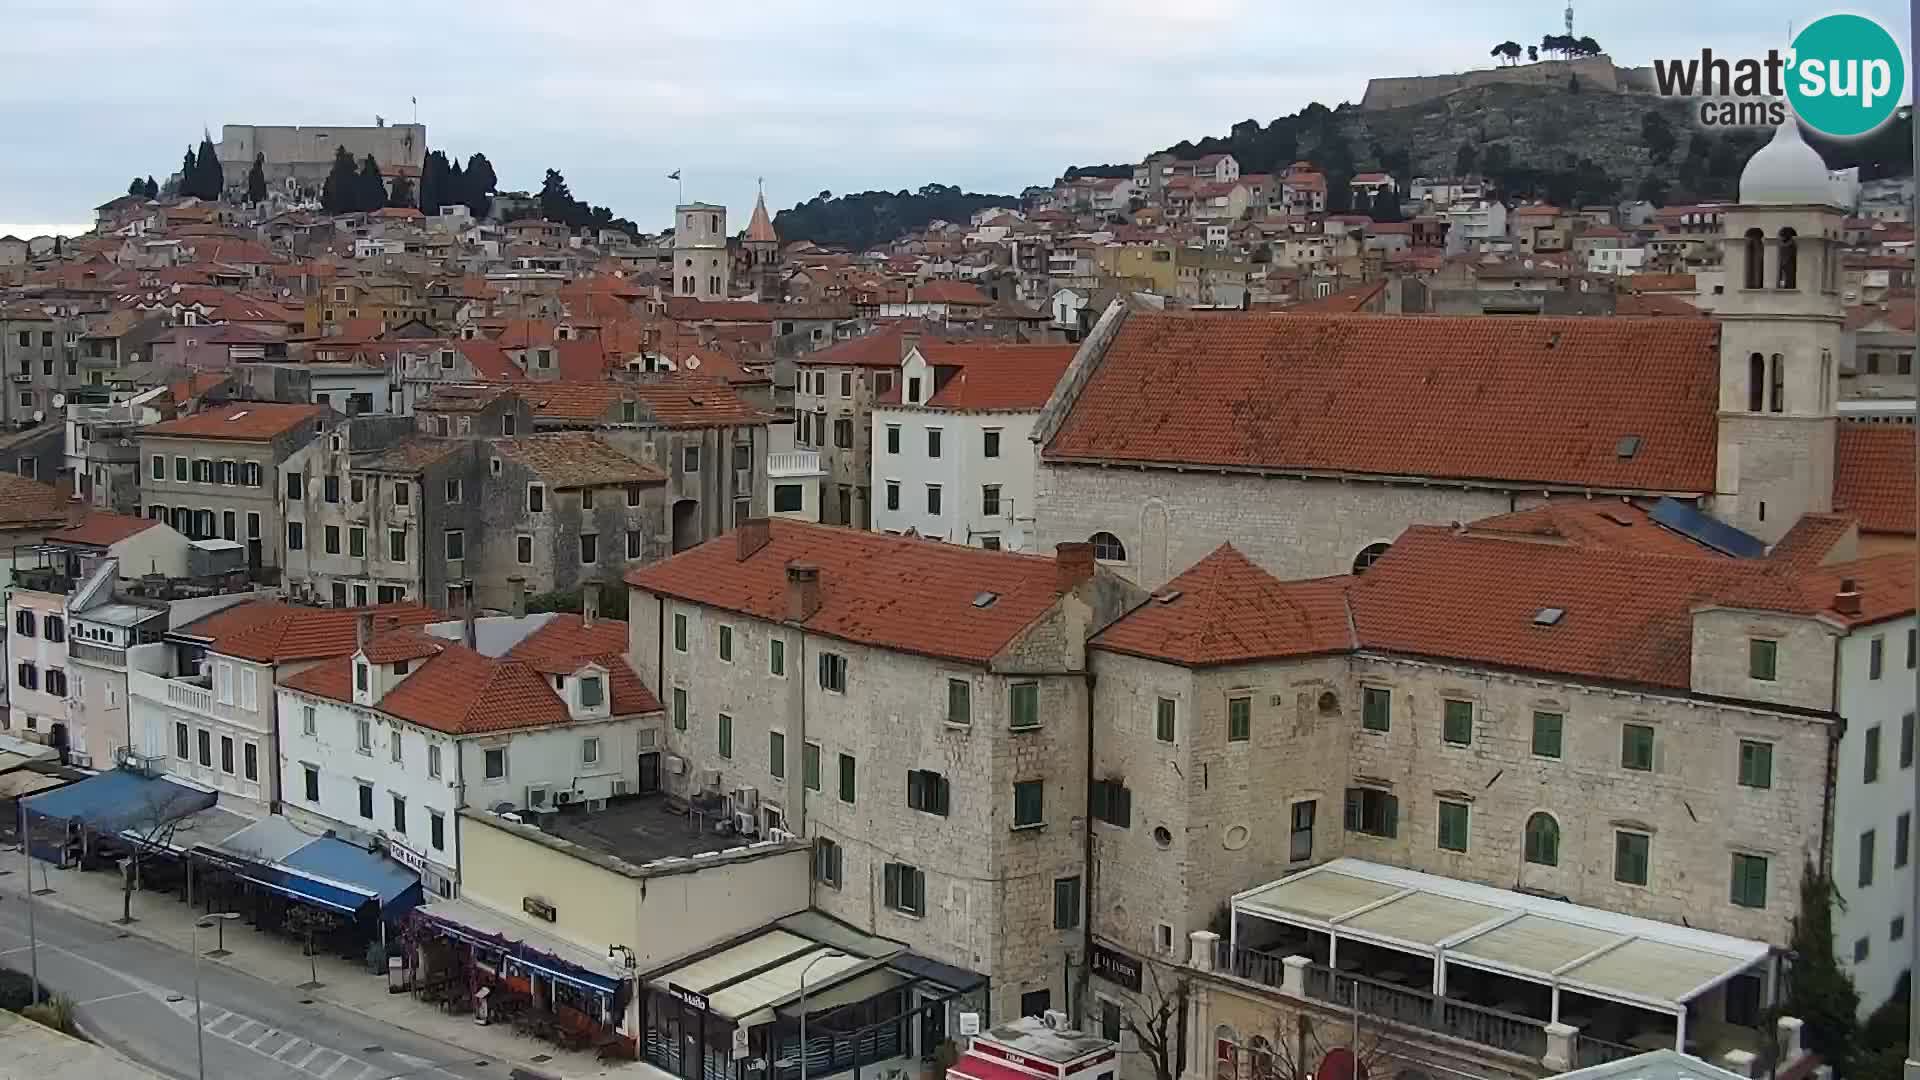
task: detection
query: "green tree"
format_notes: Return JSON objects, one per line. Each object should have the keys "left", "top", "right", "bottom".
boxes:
{"left": 538, "top": 168, "right": 574, "bottom": 224}
{"left": 387, "top": 175, "right": 415, "bottom": 208}
{"left": 418, "top": 150, "right": 450, "bottom": 215}
{"left": 1369, "top": 187, "right": 1404, "bottom": 222}
{"left": 1454, "top": 143, "right": 1478, "bottom": 177}
{"left": 127, "top": 177, "right": 146, "bottom": 197}
{"left": 463, "top": 152, "right": 497, "bottom": 217}
{"left": 356, "top": 154, "right": 386, "bottom": 213}
{"left": 143, "top": 176, "right": 158, "bottom": 199}
{"left": 179, "top": 148, "right": 198, "bottom": 196}
{"left": 192, "top": 135, "right": 223, "bottom": 200}
{"left": 1641, "top": 110, "right": 1677, "bottom": 163}
{"left": 1577, "top": 35, "right": 1602, "bottom": 57}
{"left": 1782, "top": 868, "right": 1861, "bottom": 1072}
{"left": 245, "top": 153, "right": 268, "bottom": 205}
{"left": 320, "top": 145, "right": 357, "bottom": 214}
{"left": 446, "top": 159, "right": 466, "bottom": 215}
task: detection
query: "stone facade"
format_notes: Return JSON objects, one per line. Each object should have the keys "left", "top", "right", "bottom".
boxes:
{"left": 138, "top": 418, "right": 332, "bottom": 569}
{"left": 792, "top": 360, "right": 890, "bottom": 529}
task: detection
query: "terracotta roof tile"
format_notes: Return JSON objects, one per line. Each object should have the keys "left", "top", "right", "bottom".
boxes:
{"left": 801, "top": 325, "right": 946, "bottom": 369}
{"left": 1044, "top": 313, "right": 1721, "bottom": 492}
{"left": 504, "top": 614, "right": 661, "bottom": 716}
{"left": 1834, "top": 423, "right": 1915, "bottom": 534}
{"left": 493, "top": 433, "right": 665, "bottom": 489}
{"left": 0, "top": 474, "right": 79, "bottom": 530}
{"left": 1766, "top": 513, "right": 1858, "bottom": 569}
{"left": 140, "top": 402, "right": 328, "bottom": 442}
{"left": 359, "top": 438, "right": 468, "bottom": 473}
{"left": 909, "top": 280, "right": 992, "bottom": 306}
{"left": 626, "top": 520, "right": 1074, "bottom": 664}
{"left": 1092, "top": 544, "right": 1353, "bottom": 665}
{"left": 1462, "top": 501, "right": 1725, "bottom": 558}
{"left": 913, "top": 344, "right": 1079, "bottom": 411}
{"left": 46, "top": 512, "right": 162, "bottom": 547}
{"left": 523, "top": 381, "right": 767, "bottom": 429}
{"left": 187, "top": 602, "right": 439, "bottom": 663}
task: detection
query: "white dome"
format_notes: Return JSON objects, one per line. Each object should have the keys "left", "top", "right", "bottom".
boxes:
{"left": 1738, "top": 116, "right": 1837, "bottom": 206}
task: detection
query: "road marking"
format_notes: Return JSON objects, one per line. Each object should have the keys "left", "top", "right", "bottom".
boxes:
{"left": 76, "top": 989, "right": 145, "bottom": 1006}
{"left": 315, "top": 1051, "right": 351, "bottom": 1077}
{"left": 291, "top": 1044, "right": 325, "bottom": 1068}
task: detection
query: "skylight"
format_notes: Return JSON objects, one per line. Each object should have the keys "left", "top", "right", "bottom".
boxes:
{"left": 972, "top": 591, "right": 998, "bottom": 608}
{"left": 1152, "top": 589, "right": 1184, "bottom": 604}
{"left": 1533, "top": 607, "right": 1566, "bottom": 627}
{"left": 1615, "top": 435, "right": 1642, "bottom": 460}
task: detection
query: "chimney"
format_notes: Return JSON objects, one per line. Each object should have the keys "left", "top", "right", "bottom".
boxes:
{"left": 583, "top": 582, "right": 601, "bottom": 627}
{"left": 1055, "top": 542, "right": 1095, "bottom": 594}
{"left": 1834, "top": 577, "right": 1863, "bottom": 616}
{"left": 737, "top": 517, "right": 772, "bottom": 561}
{"left": 508, "top": 576, "right": 527, "bottom": 618}
{"left": 900, "top": 330, "right": 920, "bottom": 361}
{"left": 355, "top": 611, "right": 373, "bottom": 653}
{"left": 460, "top": 580, "right": 477, "bottom": 649}
{"left": 786, "top": 563, "right": 822, "bottom": 622}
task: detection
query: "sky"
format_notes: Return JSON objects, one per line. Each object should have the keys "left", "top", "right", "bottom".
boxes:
{"left": 1, "top": 0, "right": 1912, "bottom": 237}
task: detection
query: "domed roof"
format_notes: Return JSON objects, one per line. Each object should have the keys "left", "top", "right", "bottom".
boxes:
{"left": 1739, "top": 115, "right": 1837, "bottom": 206}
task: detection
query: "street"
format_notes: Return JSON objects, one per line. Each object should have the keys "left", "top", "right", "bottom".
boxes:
{"left": 0, "top": 893, "right": 504, "bottom": 1080}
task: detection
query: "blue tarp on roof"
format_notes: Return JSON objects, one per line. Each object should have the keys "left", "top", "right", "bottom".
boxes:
{"left": 24, "top": 769, "right": 215, "bottom": 834}
{"left": 283, "top": 836, "right": 423, "bottom": 915}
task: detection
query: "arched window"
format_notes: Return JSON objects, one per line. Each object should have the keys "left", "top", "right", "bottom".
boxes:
{"left": 1747, "top": 353, "right": 1766, "bottom": 413}
{"left": 1214, "top": 1026, "right": 1240, "bottom": 1080}
{"left": 1524, "top": 812, "right": 1560, "bottom": 866}
{"left": 1743, "top": 228, "right": 1765, "bottom": 290}
{"left": 1353, "top": 542, "right": 1392, "bottom": 574}
{"left": 1777, "top": 228, "right": 1798, "bottom": 289}
{"left": 1247, "top": 1036, "right": 1274, "bottom": 1080}
{"left": 1769, "top": 353, "right": 1785, "bottom": 413}
{"left": 1090, "top": 531, "right": 1127, "bottom": 562}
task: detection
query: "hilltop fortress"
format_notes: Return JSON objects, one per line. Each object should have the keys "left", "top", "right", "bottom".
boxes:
{"left": 1361, "top": 54, "right": 1655, "bottom": 110}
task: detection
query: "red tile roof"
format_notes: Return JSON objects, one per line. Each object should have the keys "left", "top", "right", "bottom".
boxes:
{"left": 183, "top": 602, "right": 439, "bottom": 663}
{"left": 1794, "top": 552, "right": 1916, "bottom": 628}
{"left": 1834, "top": 424, "right": 1916, "bottom": 534}
{"left": 492, "top": 434, "right": 665, "bottom": 489}
{"left": 505, "top": 614, "right": 661, "bottom": 716}
{"left": 140, "top": 402, "right": 328, "bottom": 442}
{"left": 909, "top": 280, "right": 992, "bottom": 306}
{"left": 800, "top": 325, "right": 946, "bottom": 369}
{"left": 522, "top": 381, "right": 767, "bottom": 428}
{"left": 1622, "top": 274, "right": 1696, "bottom": 293}
{"left": 1043, "top": 313, "right": 1721, "bottom": 493}
{"left": 1093, "top": 545, "right": 1353, "bottom": 666}
{"left": 1766, "top": 513, "right": 1858, "bottom": 569}
{"left": 1845, "top": 301, "right": 1916, "bottom": 332}
{"left": 1461, "top": 501, "right": 1725, "bottom": 558}
{"left": 905, "top": 344, "right": 1079, "bottom": 411}
{"left": 0, "top": 474, "right": 78, "bottom": 530}
{"left": 626, "top": 520, "right": 1075, "bottom": 664}
{"left": 46, "top": 512, "right": 161, "bottom": 548}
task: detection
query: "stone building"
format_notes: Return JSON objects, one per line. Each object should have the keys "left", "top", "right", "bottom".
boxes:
{"left": 280, "top": 404, "right": 666, "bottom": 612}
{"left": 672, "top": 202, "right": 731, "bottom": 301}
{"left": 625, "top": 520, "right": 1145, "bottom": 1021}
{"left": 1033, "top": 120, "right": 1911, "bottom": 586}
{"left": 215, "top": 122, "right": 426, "bottom": 193}
{"left": 743, "top": 190, "right": 781, "bottom": 301}
{"left": 0, "top": 303, "right": 91, "bottom": 430}
{"left": 136, "top": 401, "right": 335, "bottom": 570}
{"left": 791, "top": 326, "right": 919, "bottom": 529}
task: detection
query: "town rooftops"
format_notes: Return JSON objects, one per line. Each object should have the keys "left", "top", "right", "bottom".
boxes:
{"left": 503, "top": 614, "right": 660, "bottom": 716}
{"left": 178, "top": 601, "right": 438, "bottom": 663}
{"left": 525, "top": 381, "right": 768, "bottom": 429}
{"left": 884, "top": 343, "right": 1080, "bottom": 412}
{"left": 1458, "top": 501, "right": 1726, "bottom": 559}
{"left": 492, "top": 433, "right": 665, "bottom": 489}
{"left": 357, "top": 438, "right": 469, "bottom": 474}
{"left": 1092, "top": 545, "right": 1354, "bottom": 667}
{"left": 800, "top": 324, "right": 950, "bottom": 369}
{"left": 140, "top": 402, "right": 329, "bottom": 442}
{"left": 1042, "top": 312, "right": 1720, "bottom": 494}
{"left": 1834, "top": 423, "right": 1916, "bottom": 535}
{"left": 44, "top": 512, "right": 161, "bottom": 548}
{"left": 626, "top": 519, "right": 1099, "bottom": 664}
{"left": 0, "top": 475, "right": 78, "bottom": 531}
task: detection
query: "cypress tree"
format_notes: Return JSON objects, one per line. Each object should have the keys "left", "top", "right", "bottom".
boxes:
{"left": 463, "top": 152, "right": 496, "bottom": 217}
{"left": 245, "top": 153, "right": 268, "bottom": 205}
{"left": 143, "top": 176, "right": 158, "bottom": 200}
{"left": 193, "top": 135, "right": 223, "bottom": 200}
{"left": 356, "top": 154, "right": 386, "bottom": 213}
{"left": 387, "top": 175, "right": 415, "bottom": 209}
{"left": 1784, "top": 868, "right": 1862, "bottom": 1072}
{"left": 321, "top": 145, "right": 357, "bottom": 214}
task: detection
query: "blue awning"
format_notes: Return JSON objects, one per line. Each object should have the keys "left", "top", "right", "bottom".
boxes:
{"left": 24, "top": 769, "right": 215, "bottom": 834}
{"left": 283, "top": 836, "right": 423, "bottom": 915}
{"left": 197, "top": 818, "right": 422, "bottom": 918}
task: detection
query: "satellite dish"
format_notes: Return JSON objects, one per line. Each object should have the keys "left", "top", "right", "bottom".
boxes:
{"left": 31, "top": 411, "right": 43, "bottom": 423}
{"left": 50, "top": 394, "right": 64, "bottom": 409}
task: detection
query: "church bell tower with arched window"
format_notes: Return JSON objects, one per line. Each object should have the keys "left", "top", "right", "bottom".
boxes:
{"left": 1714, "top": 116, "right": 1846, "bottom": 542}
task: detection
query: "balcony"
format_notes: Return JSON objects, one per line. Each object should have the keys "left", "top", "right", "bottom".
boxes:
{"left": 768, "top": 450, "right": 825, "bottom": 479}
{"left": 128, "top": 668, "right": 215, "bottom": 717}
{"left": 68, "top": 640, "right": 125, "bottom": 667}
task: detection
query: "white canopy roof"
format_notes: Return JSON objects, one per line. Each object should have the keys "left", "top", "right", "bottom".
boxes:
{"left": 1233, "top": 859, "right": 1770, "bottom": 1012}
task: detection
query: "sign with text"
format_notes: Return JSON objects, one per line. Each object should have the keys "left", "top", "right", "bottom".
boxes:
{"left": 1089, "top": 943, "right": 1143, "bottom": 992}
{"left": 669, "top": 983, "right": 710, "bottom": 1012}
{"left": 522, "top": 895, "right": 557, "bottom": 922}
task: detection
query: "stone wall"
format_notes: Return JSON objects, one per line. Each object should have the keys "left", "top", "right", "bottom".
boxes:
{"left": 1360, "top": 56, "right": 1642, "bottom": 111}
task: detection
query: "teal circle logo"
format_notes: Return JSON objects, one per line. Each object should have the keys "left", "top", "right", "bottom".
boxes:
{"left": 1786, "top": 13, "right": 1906, "bottom": 137}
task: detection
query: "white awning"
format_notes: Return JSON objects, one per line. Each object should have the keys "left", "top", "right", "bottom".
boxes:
{"left": 647, "top": 925, "right": 903, "bottom": 1026}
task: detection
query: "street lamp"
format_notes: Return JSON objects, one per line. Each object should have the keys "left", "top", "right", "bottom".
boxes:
{"left": 798, "top": 949, "right": 847, "bottom": 1080}
{"left": 193, "top": 913, "right": 241, "bottom": 1080}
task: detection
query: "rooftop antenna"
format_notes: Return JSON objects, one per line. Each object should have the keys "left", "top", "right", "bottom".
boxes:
{"left": 1564, "top": 0, "right": 1573, "bottom": 38}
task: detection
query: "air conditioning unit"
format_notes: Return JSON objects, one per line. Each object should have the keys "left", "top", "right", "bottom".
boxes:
{"left": 526, "top": 784, "right": 550, "bottom": 808}
{"left": 68, "top": 752, "right": 91, "bottom": 769}
{"left": 731, "top": 786, "right": 758, "bottom": 815}
{"left": 665, "top": 754, "right": 687, "bottom": 775}
{"left": 554, "top": 791, "right": 573, "bottom": 806}
{"left": 612, "top": 780, "right": 631, "bottom": 796}
{"left": 1042, "top": 1010, "right": 1068, "bottom": 1031}
{"left": 637, "top": 729, "right": 658, "bottom": 750}
{"left": 767, "top": 827, "right": 796, "bottom": 843}
{"left": 696, "top": 767, "right": 720, "bottom": 791}
{"left": 733, "top": 810, "right": 759, "bottom": 837}
{"left": 586, "top": 798, "right": 606, "bottom": 813}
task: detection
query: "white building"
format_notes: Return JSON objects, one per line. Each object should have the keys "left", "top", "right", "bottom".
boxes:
{"left": 1586, "top": 246, "right": 1648, "bottom": 275}
{"left": 277, "top": 605, "right": 662, "bottom": 897}
{"left": 1438, "top": 200, "right": 1510, "bottom": 250}
{"left": 869, "top": 341, "right": 1079, "bottom": 552}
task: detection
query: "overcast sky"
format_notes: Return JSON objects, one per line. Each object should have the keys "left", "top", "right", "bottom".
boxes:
{"left": 1, "top": 0, "right": 1910, "bottom": 236}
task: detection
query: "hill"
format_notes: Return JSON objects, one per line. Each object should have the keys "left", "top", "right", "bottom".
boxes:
{"left": 773, "top": 183, "right": 1019, "bottom": 250}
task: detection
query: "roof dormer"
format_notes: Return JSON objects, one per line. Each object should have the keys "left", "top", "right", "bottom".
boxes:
{"left": 564, "top": 662, "right": 611, "bottom": 721}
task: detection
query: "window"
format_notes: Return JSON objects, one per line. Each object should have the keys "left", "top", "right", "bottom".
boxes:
{"left": 578, "top": 533, "right": 597, "bottom": 564}
{"left": 514, "top": 534, "right": 533, "bottom": 565}
{"left": 527, "top": 484, "right": 545, "bottom": 513}
{"left": 718, "top": 625, "right": 734, "bottom": 663}
{"left": 838, "top": 753, "right": 856, "bottom": 803}
{"left": 1909, "top": 629, "right": 1917, "bottom": 671}
{"left": 1091, "top": 778, "right": 1132, "bottom": 827}
{"left": 194, "top": 728, "right": 211, "bottom": 766}
{"left": 814, "top": 838, "right": 842, "bottom": 888}
{"left": 1090, "top": 531, "right": 1126, "bottom": 561}
{"left": 580, "top": 487, "right": 596, "bottom": 511}
{"left": 1731, "top": 854, "right": 1769, "bottom": 908}
{"left": 1344, "top": 788, "right": 1398, "bottom": 838}
{"left": 244, "top": 743, "right": 258, "bottom": 782}
{"left": 392, "top": 794, "right": 408, "bottom": 834}
{"left": 946, "top": 678, "right": 970, "bottom": 725}
{"left": 287, "top": 521, "right": 305, "bottom": 551}
{"left": 908, "top": 376, "right": 922, "bottom": 403}
{"left": 1855, "top": 937, "right": 1871, "bottom": 964}
{"left": 40, "top": 616, "right": 61, "bottom": 644}
{"left": 924, "top": 428, "right": 945, "bottom": 460}
{"left": 1621, "top": 723, "right": 1655, "bottom": 771}
{"left": 445, "top": 530, "right": 464, "bottom": 561}
{"left": 1905, "top": 713, "right": 1916, "bottom": 770}
{"left": 303, "top": 765, "right": 319, "bottom": 802}
{"left": 356, "top": 714, "right": 372, "bottom": 750}
{"left": 683, "top": 447, "right": 699, "bottom": 473}
{"left": 926, "top": 484, "right": 942, "bottom": 514}
{"left": 1437, "top": 800, "right": 1469, "bottom": 853}
{"left": 349, "top": 527, "right": 365, "bottom": 557}
{"left": 1738, "top": 740, "right": 1773, "bottom": 788}
{"left": 323, "top": 474, "right": 339, "bottom": 503}
{"left": 394, "top": 482, "right": 409, "bottom": 506}
{"left": 428, "top": 743, "right": 441, "bottom": 778}
{"left": 1010, "top": 682, "right": 1039, "bottom": 730}
{"left": 983, "top": 430, "right": 1001, "bottom": 458}
{"left": 803, "top": 741, "right": 821, "bottom": 791}
{"left": 1020, "top": 990, "right": 1051, "bottom": 1018}
{"left": 818, "top": 652, "right": 846, "bottom": 692}
{"left": 174, "top": 721, "right": 189, "bottom": 759}
{"left": 387, "top": 530, "right": 405, "bottom": 561}
{"left": 444, "top": 477, "right": 462, "bottom": 503}
{"left": 673, "top": 612, "right": 688, "bottom": 652}
{"left": 302, "top": 705, "right": 316, "bottom": 736}
{"left": 43, "top": 667, "right": 65, "bottom": 696}
{"left": 769, "top": 638, "right": 785, "bottom": 677}
{"left": 1615, "top": 830, "right": 1651, "bottom": 886}
{"left": 1524, "top": 812, "right": 1560, "bottom": 866}
{"left": 980, "top": 536, "right": 1001, "bottom": 551}
{"left": 770, "top": 730, "right": 786, "bottom": 779}
{"left": 1532, "top": 711, "right": 1563, "bottom": 758}
{"left": 885, "top": 425, "right": 900, "bottom": 454}
{"left": 484, "top": 747, "right": 507, "bottom": 780}
{"left": 1289, "top": 801, "right": 1315, "bottom": 861}
{"left": 908, "top": 769, "right": 951, "bottom": 816}
{"left": 1227, "top": 695, "right": 1252, "bottom": 742}
{"left": 833, "top": 418, "right": 852, "bottom": 449}
{"left": 981, "top": 485, "right": 1001, "bottom": 517}
{"left": 1013, "top": 780, "right": 1044, "bottom": 828}
{"left": 1361, "top": 687, "right": 1391, "bottom": 732}
{"left": 358, "top": 782, "right": 374, "bottom": 820}
{"left": 1871, "top": 635, "right": 1885, "bottom": 679}
{"left": 151, "top": 455, "right": 164, "bottom": 481}
{"left": 1054, "top": 876, "right": 1081, "bottom": 929}
{"left": 1748, "top": 639, "right": 1778, "bottom": 681}
{"left": 718, "top": 713, "right": 733, "bottom": 759}
{"left": 885, "top": 482, "right": 900, "bottom": 511}
{"left": 1442, "top": 699, "right": 1473, "bottom": 746}
{"left": 430, "top": 811, "right": 445, "bottom": 851}
{"left": 1777, "top": 227, "right": 1797, "bottom": 289}
{"left": 350, "top": 475, "right": 364, "bottom": 502}
{"left": 1860, "top": 829, "right": 1876, "bottom": 887}
{"left": 324, "top": 525, "right": 341, "bottom": 554}
{"left": 1899, "top": 812, "right": 1911, "bottom": 869}
{"left": 673, "top": 687, "right": 687, "bottom": 731}
{"left": 883, "top": 862, "right": 925, "bottom": 916}
{"left": 12, "top": 610, "right": 32, "bottom": 638}
{"left": 1866, "top": 724, "right": 1882, "bottom": 783}
{"left": 774, "top": 484, "right": 803, "bottom": 513}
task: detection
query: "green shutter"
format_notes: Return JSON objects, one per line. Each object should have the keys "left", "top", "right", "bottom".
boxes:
{"left": 1739, "top": 740, "right": 1772, "bottom": 788}
{"left": 1622, "top": 724, "right": 1654, "bottom": 770}
{"left": 770, "top": 731, "right": 785, "bottom": 779}
{"left": 1011, "top": 683, "right": 1039, "bottom": 729}
{"left": 1155, "top": 698, "right": 1176, "bottom": 742}
{"left": 1439, "top": 802, "right": 1469, "bottom": 852}
{"left": 803, "top": 743, "right": 821, "bottom": 790}
{"left": 948, "top": 679, "right": 971, "bottom": 725}
{"left": 1228, "top": 697, "right": 1251, "bottom": 742}
{"left": 673, "top": 613, "right": 687, "bottom": 651}
{"left": 1531, "top": 712, "right": 1563, "bottom": 758}
{"left": 839, "top": 753, "right": 856, "bottom": 803}
{"left": 770, "top": 638, "right": 785, "bottom": 676}
{"left": 1443, "top": 700, "right": 1473, "bottom": 746}
{"left": 1362, "top": 687, "right": 1391, "bottom": 731}
{"left": 1731, "top": 854, "right": 1768, "bottom": 908}
{"left": 673, "top": 688, "right": 687, "bottom": 731}
{"left": 718, "top": 714, "right": 732, "bottom": 759}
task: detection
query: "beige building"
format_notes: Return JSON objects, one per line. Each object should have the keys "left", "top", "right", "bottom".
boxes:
{"left": 137, "top": 401, "right": 335, "bottom": 570}
{"left": 626, "top": 519, "right": 1143, "bottom": 1021}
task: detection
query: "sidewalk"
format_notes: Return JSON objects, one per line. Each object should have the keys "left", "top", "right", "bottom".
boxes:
{"left": 0, "top": 855, "right": 633, "bottom": 1078}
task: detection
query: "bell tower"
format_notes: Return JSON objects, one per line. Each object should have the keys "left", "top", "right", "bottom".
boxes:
{"left": 1714, "top": 117, "right": 1845, "bottom": 542}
